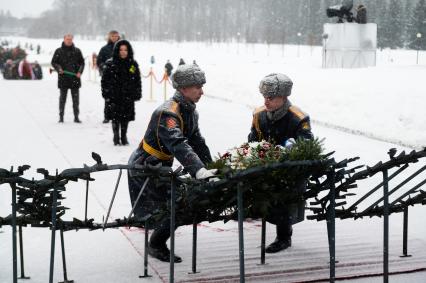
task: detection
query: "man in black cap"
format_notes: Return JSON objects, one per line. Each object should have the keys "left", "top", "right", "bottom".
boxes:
{"left": 248, "top": 73, "right": 313, "bottom": 253}
{"left": 127, "top": 64, "right": 216, "bottom": 263}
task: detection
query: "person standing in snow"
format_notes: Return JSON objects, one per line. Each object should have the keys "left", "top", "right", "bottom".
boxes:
{"left": 355, "top": 4, "right": 367, "bottom": 24}
{"left": 127, "top": 64, "right": 216, "bottom": 263}
{"left": 101, "top": 40, "right": 142, "bottom": 146}
{"left": 32, "top": 61, "right": 43, "bottom": 80}
{"left": 248, "top": 73, "right": 313, "bottom": 253}
{"left": 97, "top": 30, "right": 121, "bottom": 123}
{"left": 164, "top": 59, "right": 173, "bottom": 77}
{"left": 51, "top": 34, "right": 85, "bottom": 123}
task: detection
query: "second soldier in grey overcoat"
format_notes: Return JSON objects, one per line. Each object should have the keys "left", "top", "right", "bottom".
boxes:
{"left": 248, "top": 73, "right": 313, "bottom": 253}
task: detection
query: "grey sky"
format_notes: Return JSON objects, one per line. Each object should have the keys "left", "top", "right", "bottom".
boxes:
{"left": 0, "top": 0, "right": 55, "bottom": 18}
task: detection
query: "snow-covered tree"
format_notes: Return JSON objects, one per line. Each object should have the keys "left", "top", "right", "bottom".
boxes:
{"left": 408, "top": 0, "right": 426, "bottom": 50}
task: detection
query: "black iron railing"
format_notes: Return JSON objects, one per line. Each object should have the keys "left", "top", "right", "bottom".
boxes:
{"left": 1, "top": 148, "right": 425, "bottom": 283}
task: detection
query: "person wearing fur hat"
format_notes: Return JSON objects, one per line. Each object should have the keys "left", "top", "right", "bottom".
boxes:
{"left": 127, "top": 64, "right": 216, "bottom": 263}
{"left": 101, "top": 39, "right": 142, "bottom": 145}
{"left": 248, "top": 73, "right": 313, "bottom": 253}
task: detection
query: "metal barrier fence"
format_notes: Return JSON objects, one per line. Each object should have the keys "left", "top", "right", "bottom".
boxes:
{"left": 1, "top": 148, "right": 426, "bottom": 283}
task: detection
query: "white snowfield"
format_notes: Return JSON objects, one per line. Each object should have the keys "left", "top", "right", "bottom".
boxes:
{"left": 0, "top": 37, "right": 425, "bottom": 282}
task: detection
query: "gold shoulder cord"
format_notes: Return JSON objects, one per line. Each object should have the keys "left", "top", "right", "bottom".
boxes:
{"left": 156, "top": 110, "right": 164, "bottom": 152}
{"left": 169, "top": 101, "right": 184, "bottom": 131}
{"left": 289, "top": 105, "right": 306, "bottom": 120}
{"left": 150, "top": 101, "right": 185, "bottom": 159}
{"left": 253, "top": 112, "right": 263, "bottom": 141}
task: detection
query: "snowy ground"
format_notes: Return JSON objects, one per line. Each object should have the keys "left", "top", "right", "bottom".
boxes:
{"left": 0, "top": 37, "right": 425, "bottom": 282}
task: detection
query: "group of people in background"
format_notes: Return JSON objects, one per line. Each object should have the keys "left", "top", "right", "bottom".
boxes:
{"left": 50, "top": 30, "right": 196, "bottom": 147}
{"left": 50, "top": 30, "right": 142, "bottom": 141}
{"left": 0, "top": 43, "right": 43, "bottom": 80}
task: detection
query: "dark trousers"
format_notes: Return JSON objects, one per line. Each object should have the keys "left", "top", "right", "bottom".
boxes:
{"left": 104, "top": 100, "right": 109, "bottom": 120}
{"left": 149, "top": 218, "right": 177, "bottom": 248}
{"left": 128, "top": 151, "right": 184, "bottom": 248}
{"left": 267, "top": 205, "right": 293, "bottom": 240}
{"left": 59, "top": 88, "right": 79, "bottom": 118}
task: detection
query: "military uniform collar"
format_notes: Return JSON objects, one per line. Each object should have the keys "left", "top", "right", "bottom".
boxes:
{"left": 266, "top": 99, "right": 292, "bottom": 122}
{"left": 173, "top": 91, "right": 196, "bottom": 111}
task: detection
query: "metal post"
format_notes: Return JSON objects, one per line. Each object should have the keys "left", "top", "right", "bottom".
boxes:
{"left": 417, "top": 49, "right": 419, "bottom": 65}
{"left": 18, "top": 225, "right": 30, "bottom": 279}
{"left": 127, "top": 177, "right": 150, "bottom": 221}
{"left": 237, "top": 182, "right": 245, "bottom": 283}
{"left": 164, "top": 73, "right": 167, "bottom": 101}
{"left": 191, "top": 221, "right": 199, "bottom": 273}
{"left": 59, "top": 227, "right": 74, "bottom": 283}
{"left": 104, "top": 169, "right": 122, "bottom": 228}
{"left": 139, "top": 221, "right": 151, "bottom": 278}
{"left": 170, "top": 176, "right": 176, "bottom": 283}
{"left": 383, "top": 170, "right": 389, "bottom": 283}
{"left": 84, "top": 179, "right": 89, "bottom": 222}
{"left": 49, "top": 189, "right": 58, "bottom": 283}
{"left": 400, "top": 207, "right": 412, "bottom": 258}
{"left": 11, "top": 184, "right": 18, "bottom": 283}
{"left": 326, "top": 171, "right": 336, "bottom": 283}
{"left": 416, "top": 33, "right": 422, "bottom": 64}
{"left": 260, "top": 219, "right": 266, "bottom": 265}
{"left": 149, "top": 67, "right": 154, "bottom": 101}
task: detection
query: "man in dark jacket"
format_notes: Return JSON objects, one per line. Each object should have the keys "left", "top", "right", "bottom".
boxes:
{"left": 32, "top": 61, "right": 43, "bottom": 80}
{"left": 355, "top": 4, "right": 367, "bottom": 24}
{"left": 248, "top": 73, "right": 313, "bottom": 253}
{"left": 97, "top": 30, "right": 120, "bottom": 123}
{"left": 127, "top": 64, "right": 216, "bottom": 263}
{"left": 51, "top": 34, "right": 85, "bottom": 123}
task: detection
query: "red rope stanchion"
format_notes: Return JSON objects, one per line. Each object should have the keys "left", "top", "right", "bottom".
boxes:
{"left": 167, "top": 77, "right": 173, "bottom": 86}
{"left": 162, "top": 73, "right": 169, "bottom": 101}
{"left": 141, "top": 69, "right": 173, "bottom": 101}
{"left": 151, "top": 71, "right": 164, "bottom": 84}
{"left": 141, "top": 70, "right": 151, "bottom": 78}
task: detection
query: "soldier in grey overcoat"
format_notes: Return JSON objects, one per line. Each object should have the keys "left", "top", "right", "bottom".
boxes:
{"left": 127, "top": 64, "right": 216, "bottom": 262}
{"left": 248, "top": 73, "right": 313, "bottom": 253}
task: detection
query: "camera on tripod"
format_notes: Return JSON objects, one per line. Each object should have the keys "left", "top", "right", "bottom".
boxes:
{"left": 326, "top": 0, "right": 354, "bottom": 23}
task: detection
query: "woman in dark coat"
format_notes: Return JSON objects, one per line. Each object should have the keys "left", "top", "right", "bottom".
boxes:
{"left": 101, "top": 40, "right": 142, "bottom": 145}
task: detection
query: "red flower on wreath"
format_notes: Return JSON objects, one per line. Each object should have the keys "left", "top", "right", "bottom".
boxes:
{"left": 221, "top": 152, "right": 231, "bottom": 159}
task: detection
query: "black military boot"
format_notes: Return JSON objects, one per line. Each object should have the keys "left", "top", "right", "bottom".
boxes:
{"left": 112, "top": 121, "right": 120, "bottom": 146}
{"left": 120, "top": 121, "right": 129, "bottom": 145}
{"left": 265, "top": 238, "right": 292, "bottom": 253}
{"left": 148, "top": 226, "right": 182, "bottom": 263}
{"left": 74, "top": 116, "right": 81, "bottom": 123}
{"left": 265, "top": 224, "right": 292, "bottom": 253}
{"left": 148, "top": 244, "right": 182, "bottom": 263}
{"left": 58, "top": 115, "right": 64, "bottom": 123}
